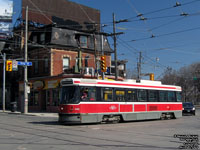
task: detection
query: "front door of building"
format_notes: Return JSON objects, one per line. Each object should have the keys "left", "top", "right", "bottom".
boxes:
{"left": 41, "top": 90, "right": 46, "bottom": 111}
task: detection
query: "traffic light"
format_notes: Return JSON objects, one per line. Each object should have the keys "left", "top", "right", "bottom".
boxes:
{"left": 6, "top": 60, "right": 12, "bottom": 71}
{"left": 100, "top": 56, "right": 106, "bottom": 72}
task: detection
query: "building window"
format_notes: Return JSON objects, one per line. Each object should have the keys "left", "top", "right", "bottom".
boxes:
{"left": 34, "top": 57, "right": 39, "bottom": 74}
{"left": 52, "top": 89, "right": 60, "bottom": 106}
{"left": 44, "top": 57, "right": 49, "bottom": 73}
{"left": 29, "top": 91, "right": 39, "bottom": 106}
{"left": 33, "top": 35, "right": 37, "bottom": 43}
{"left": 85, "top": 56, "right": 89, "bottom": 67}
{"left": 40, "top": 33, "right": 45, "bottom": 44}
{"left": 63, "top": 57, "right": 70, "bottom": 70}
{"left": 46, "top": 90, "right": 51, "bottom": 106}
{"left": 78, "top": 35, "right": 88, "bottom": 48}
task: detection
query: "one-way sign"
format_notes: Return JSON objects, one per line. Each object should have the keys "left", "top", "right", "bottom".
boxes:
{"left": 17, "top": 61, "right": 32, "bottom": 66}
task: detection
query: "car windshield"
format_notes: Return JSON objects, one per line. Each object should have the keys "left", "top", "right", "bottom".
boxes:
{"left": 183, "top": 102, "right": 193, "bottom": 107}
{"left": 60, "top": 86, "right": 80, "bottom": 104}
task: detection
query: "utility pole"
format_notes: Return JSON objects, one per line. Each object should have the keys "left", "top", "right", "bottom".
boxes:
{"left": 111, "top": 13, "right": 127, "bottom": 81}
{"left": 93, "top": 34, "right": 98, "bottom": 79}
{"left": 113, "top": 13, "right": 118, "bottom": 81}
{"left": 2, "top": 53, "right": 6, "bottom": 112}
{"left": 22, "top": 6, "right": 28, "bottom": 114}
{"left": 137, "top": 51, "right": 142, "bottom": 81}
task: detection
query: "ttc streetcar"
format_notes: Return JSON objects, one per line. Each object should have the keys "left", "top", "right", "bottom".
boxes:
{"left": 58, "top": 78, "right": 182, "bottom": 124}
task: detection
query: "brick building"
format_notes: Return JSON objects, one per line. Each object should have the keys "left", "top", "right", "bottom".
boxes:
{"left": 10, "top": 0, "right": 116, "bottom": 112}
{"left": 0, "top": 0, "right": 126, "bottom": 112}
{"left": 16, "top": 26, "right": 113, "bottom": 112}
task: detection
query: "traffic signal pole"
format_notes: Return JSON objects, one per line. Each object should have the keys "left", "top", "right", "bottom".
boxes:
{"left": 101, "top": 34, "right": 105, "bottom": 80}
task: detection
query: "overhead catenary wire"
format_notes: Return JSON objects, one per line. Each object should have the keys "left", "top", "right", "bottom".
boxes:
{"left": 131, "top": 25, "right": 200, "bottom": 42}
{"left": 127, "top": 0, "right": 200, "bottom": 20}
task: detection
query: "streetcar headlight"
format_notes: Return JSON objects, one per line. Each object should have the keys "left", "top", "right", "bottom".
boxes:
{"left": 60, "top": 107, "right": 64, "bottom": 110}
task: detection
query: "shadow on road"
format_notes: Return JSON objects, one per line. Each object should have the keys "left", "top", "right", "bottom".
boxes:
{"left": 29, "top": 121, "right": 60, "bottom": 125}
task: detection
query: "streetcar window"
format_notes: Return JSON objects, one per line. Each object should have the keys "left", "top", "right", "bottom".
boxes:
{"left": 168, "top": 91, "right": 176, "bottom": 102}
{"left": 159, "top": 91, "right": 168, "bottom": 102}
{"left": 126, "top": 89, "right": 137, "bottom": 102}
{"left": 96, "top": 87, "right": 102, "bottom": 101}
{"left": 176, "top": 92, "right": 182, "bottom": 102}
{"left": 102, "top": 88, "right": 113, "bottom": 101}
{"left": 80, "top": 87, "right": 96, "bottom": 101}
{"left": 60, "top": 86, "right": 79, "bottom": 104}
{"left": 148, "top": 90, "right": 158, "bottom": 102}
{"left": 115, "top": 89, "right": 125, "bottom": 102}
{"left": 138, "top": 89, "right": 147, "bottom": 102}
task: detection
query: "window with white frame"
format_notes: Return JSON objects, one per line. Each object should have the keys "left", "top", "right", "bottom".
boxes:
{"left": 63, "top": 57, "right": 70, "bottom": 70}
{"left": 79, "top": 35, "right": 88, "bottom": 48}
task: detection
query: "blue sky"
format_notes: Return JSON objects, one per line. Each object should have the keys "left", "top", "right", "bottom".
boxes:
{"left": 10, "top": 0, "right": 200, "bottom": 79}
{"left": 69, "top": 0, "right": 200, "bottom": 79}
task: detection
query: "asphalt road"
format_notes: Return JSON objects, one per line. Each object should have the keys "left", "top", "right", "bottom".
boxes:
{"left": 0, "top": 109, "right": 199, "bottom": 150}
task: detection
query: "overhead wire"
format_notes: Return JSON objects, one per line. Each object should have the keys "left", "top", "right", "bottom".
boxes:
{"left": 131, "top": 25, "right": 200, "bottom": 42}
{"left": 127, "top": 0, "right": 200, "bottom": 20}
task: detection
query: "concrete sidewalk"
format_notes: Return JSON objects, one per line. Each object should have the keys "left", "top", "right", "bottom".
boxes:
{"left": 0, "top": 110, "right": 58, "bottom": 118}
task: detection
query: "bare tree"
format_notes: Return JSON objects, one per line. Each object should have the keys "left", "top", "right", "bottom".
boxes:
{"left": 161, "top": 63, "right": 200, "bottom": 105}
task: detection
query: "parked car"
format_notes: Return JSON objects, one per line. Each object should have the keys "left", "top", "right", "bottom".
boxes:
{"left": 182, "top": 102, "right": 195, "bottom": 115}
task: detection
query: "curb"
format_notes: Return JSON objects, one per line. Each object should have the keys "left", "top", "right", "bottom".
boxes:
{"left": 0, "top": 110, "right": 58, "bottom": 118}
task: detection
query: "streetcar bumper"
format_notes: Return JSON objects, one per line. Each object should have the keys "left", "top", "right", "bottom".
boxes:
{"left": 58, "top": 113, "right": 81, "bottom": 124}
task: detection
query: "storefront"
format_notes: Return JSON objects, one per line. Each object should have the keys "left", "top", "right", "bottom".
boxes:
{"left": 19, "top": 77, "right": 61, "bottom": 112}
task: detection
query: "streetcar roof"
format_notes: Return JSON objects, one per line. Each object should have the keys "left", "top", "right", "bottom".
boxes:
{"left": 60, "top": 78, "right": 182, "bottom": 91}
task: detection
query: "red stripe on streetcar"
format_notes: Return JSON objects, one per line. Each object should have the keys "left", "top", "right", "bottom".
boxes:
{"left": 120, "top": 104, "right": 133, "bottom": 112}
{"left": 134, "top": 104, "right": 146, "bottom": 112}
{"left": 60, "top": 103, "right": 182, "bottom": 114}
{"left": 97, "top": 82, "right": 177, "bottom": 90}
{"left": 73, "top": 80, "right": 178, "bottom": 90}
{"left": 80, "top": 104, "right": 119, "bottom": 113}
{"left": 74, "top": 81, "right": 81, "bottom": 84}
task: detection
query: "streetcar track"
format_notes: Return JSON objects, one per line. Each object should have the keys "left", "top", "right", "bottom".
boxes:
{"left": 0, "top": 121, "right": 176, "bottom": 149}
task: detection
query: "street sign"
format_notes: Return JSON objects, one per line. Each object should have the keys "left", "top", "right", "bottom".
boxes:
{"left": 17, "top": 61, "right": 32, "bottom": 66}
{"left": 12, "top": 60, "right": 18, "bottom": 71}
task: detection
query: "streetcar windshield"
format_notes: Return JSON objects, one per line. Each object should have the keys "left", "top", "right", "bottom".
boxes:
{"left": 60, "top": 86, "right": 80, "bottom": 104}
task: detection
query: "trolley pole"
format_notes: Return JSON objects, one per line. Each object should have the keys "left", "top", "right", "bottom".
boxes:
{"left": 22, "top": 6, "right": 28, "bottom": 114}
{"left": 2, "top": 53, "right": 6, "bottom": 112}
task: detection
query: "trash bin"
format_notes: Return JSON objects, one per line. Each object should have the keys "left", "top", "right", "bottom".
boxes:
{"left": 10, "top": 102, "right": 17, "bottom": 112}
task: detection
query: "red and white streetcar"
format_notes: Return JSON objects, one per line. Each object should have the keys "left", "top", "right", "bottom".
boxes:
{"left": 58, "top": 78, "right": 182, "bottom": 124}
